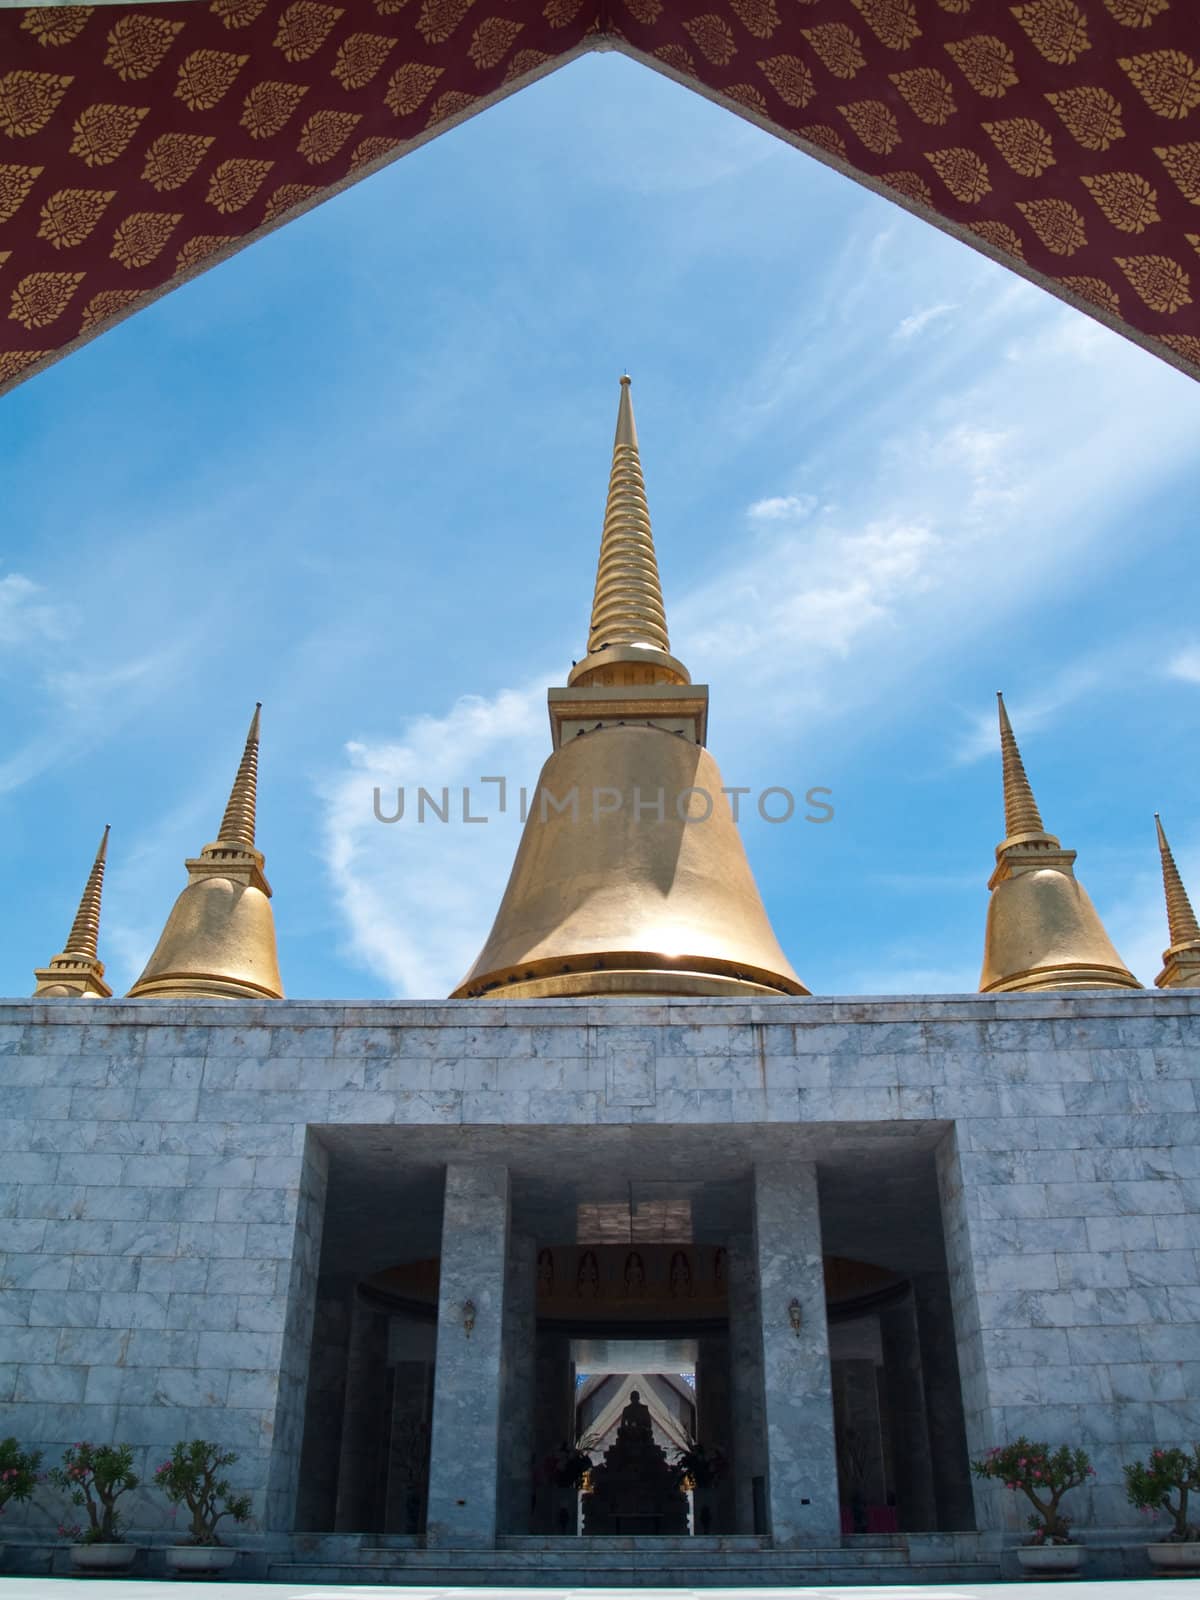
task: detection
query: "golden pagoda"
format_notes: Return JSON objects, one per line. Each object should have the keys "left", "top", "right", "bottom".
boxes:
{"left": 453, "top": 377, "right": 806, "bottom": 1000}
{"left": 33, "top": 825, "right": 113, "bottom": 998}
{"left": 979, "top": 694, "right": 1139, "bottom": 994}
{"left": 1154, "top": 814, "right": 1200, "bottom": 989}
{"left": 128, "top": 704, "right": 284, "bottom": 1000}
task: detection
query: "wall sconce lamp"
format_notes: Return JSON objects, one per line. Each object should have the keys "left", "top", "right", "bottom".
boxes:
{"left": 462, "top": 1299, "right": 476, "bottom": 1338}
{"left": 788, "top": 1298, "right": 802, "bottom": 1336}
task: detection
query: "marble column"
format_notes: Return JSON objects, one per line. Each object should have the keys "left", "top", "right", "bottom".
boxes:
{"left": 425, "top": 1163, "right": 511, "bottom": 1546}
{"left": 880, "top": 1293, "right": 937, "bottom": 1532}
{"left": 752, "top": 1162, "right": 840, "bottom": 1544}
{"left": 696, "top": 1333, "right": 735, "bottom": 1534}
{"left": 498, "top": 1232, "right": 537, "bottom": 1533}
{"left": 913, "top": 1270, "right": 975, "bottom": 1531}
{"left": 727, "top": 1231, "right": 768, "bottom": 1534}
{"left": 334, "top": 1293, "right": 389, "bottom": 1531}
{"left": 533, "top": 1331, "right": 574, "bottom": 1532}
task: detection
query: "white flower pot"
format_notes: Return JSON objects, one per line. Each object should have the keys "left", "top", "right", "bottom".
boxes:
{"left": 69, "top": 1543, "right": 137, "bottom": 1572}
{"left": 1147, "top": 1542, "right": 1200, "bottom": 1573}
{"left": 1016, "top": 1543, "right": 1087, "bottom": 1577}
{"left": 165, "top": 1545, "right": 238, "bottom": 1574}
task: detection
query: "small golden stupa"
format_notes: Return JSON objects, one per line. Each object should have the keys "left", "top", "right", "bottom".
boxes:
{"left": 127, "top": 704, "right": 284, "bottom": 1000}
{"left": 1153, "top": 814, "right": 1200, "bottom": 989}
{"left": 32, "top": 825, "right": 113, "bottom": 998}
{"left": 453, "top": 377, "right": 806, "bottom": 999}
{"left": 979, "top": 694, "right": 1139, "bottom": 994}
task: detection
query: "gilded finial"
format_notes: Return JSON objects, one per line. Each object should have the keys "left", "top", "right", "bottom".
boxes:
{"left": 980, "top": 696, "right": 1139, "bottom": 994}
{"left": 217, "top": 702, "right": 261, "bottom": 851}
{"left": 127, "top": 703, "right": 282, "bottom": 1001}
{"left": 997, "top": 692, "right": 1047, "bottom": 842}
{"left": 1154, "top": 814, "right": 1200, "bottom": 988}
{"left": 33, "top": 825, "right": 113, "bottom": 998}
{"left": 587, "top": 377, "right": 669, "bottom": 655}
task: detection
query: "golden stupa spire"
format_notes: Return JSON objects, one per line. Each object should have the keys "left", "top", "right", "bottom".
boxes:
{"left": 216, "top": 702, "right": 260, "bottom": 851}
{"left": 997, "top": 692, "right": 1049, "bottom": 842}
{"left": 568, "top": 377, "right": 690, "bottom": 692}
{"left": 127, "top": 704, "right": 283, "bottom": 1000}
{"left": 33, "top": 826, "right": 113, "bottom": 998}
{"left": 454, "top": 376, "right": 805, "bottom": 1001}
{"left": 980, "top": 694, "right": 1138, "bottom": 994}
{"left": 586, "top": 375, "right": 670, "bottom": 657}
{"left": 1154, "top": 814, "right": 1200, "bottom": 988}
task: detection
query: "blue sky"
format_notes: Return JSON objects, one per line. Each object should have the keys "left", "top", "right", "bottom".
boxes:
{"left": 3, "top": 50, "right": 1199, "bottom": 1001}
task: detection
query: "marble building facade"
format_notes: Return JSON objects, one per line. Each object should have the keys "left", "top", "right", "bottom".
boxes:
{"left": 1, "top": 987, "right": 1198, "bottom": 1578}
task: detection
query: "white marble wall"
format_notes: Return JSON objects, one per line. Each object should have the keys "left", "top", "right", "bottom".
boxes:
{"left": 0, "top": 991, "right": 1197, "bottom": 1545}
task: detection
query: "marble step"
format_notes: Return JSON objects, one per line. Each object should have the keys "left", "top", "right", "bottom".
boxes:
{"left": 281, "top": 1545, "right": 922, "bottom": 1569}
{"left": 267, "top": 1560, "right": 1000, "bottom": 1587}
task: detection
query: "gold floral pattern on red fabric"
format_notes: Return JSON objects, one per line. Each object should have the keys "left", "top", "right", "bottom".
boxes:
{"left": 206, "top": 157, "right": 275, "bottom": 211}
{"left": 20, "top": 8, "right": 93, "bottom": 48}
{"left": 111, "top": 210, "right": 182, "bottom": 268}
{"left": 0, "top": 71, "right": 74, "bottom": 137}
{"left": 0, "top": 164, "right": 44, "bottom": 224}
{"left": 9, "top": 268, "right": 84, "bottom": 325}
{"left": 1017, "top": 195, "right": 1087, "bottom": 252}
{"left": 297, "top": 108, "right": 361, "bottom": 160}
{"left": 37, "top": 186, "right": 115, "bottom": 248}
{"left": 684, "top": 14, "right": 738, "bottom": 65}
{"left": 849, "top": 0, "right": 919, "bottom": 51}
{"left": 468, "top": 17, "right": 523, "bottom": 66}
{"left": 728, "top": 0, "right": 779, "bottom": 40}
{"left": 68, "top": 101, "right": 149, "bottom": 166}
{"left": 926, "top": 143, "right": 990, "bottom": 200}
{"left": 212, "top": 0, "right": 271, "bottom": 29}
{"left": 175, "top": 51, "right": 250, "bottom": 112}
{"left": 0, "top": 0, "right": 1197, "bottom": 389}
{"left": 103, "top": 16, "right": 185, "bottom": 81}
{"left": 758, "top": 54, "right": 815, "bottom": 107}
{"left": 890, "top": 67, "right": 956, "bottom": 124}
{"left": 1060, "top": 272, "right": 1120, "bottom": 309}
{"left": 1116, "top": 249, "right": 1190, "bottom": 309}
{"left": 385, "top": 61, "right": 445, "bottom": 114}
{"left": 241, "top": 80, "right": 310, "bottom": 138}
{"left": 332, "top": 31, "right": 397, "bottom": 87}
{"left": 983, "top": 116, "right": 1055, "bottom": 176}
{"left": 1011, "top": 0, "right": 1090, "bottom": 67}
{"left": 804, "top": 24, "right": 865, "bottom": 80}
{"left": 1044, "top": 85, "right": 1124, "bottom": 148}
{"left": 1082, "top": 169, "right": 1160, "bottom": 231}
{"left": 1120, "top": 50, "right": 1200, "bottom": 119}
{"left": 143, "top": 133, "right": 216, "bottom": 191}
{"left": 944, "top": 35, "right": 1018, "bottom": 99}
{"left": 1155, "top": 140, "right": 1200, "bottom": 200}
{"left": 274, "top": 1, "right": 343, "bottom": 60}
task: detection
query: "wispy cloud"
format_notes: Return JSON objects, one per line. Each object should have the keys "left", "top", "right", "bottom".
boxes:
{"left": 748, "top": 493, "right": 817, "bottom": 522}
{"left": 0, "top": 574, "right": 70, "bottom": 649}
{"left": 1166, "top": 645, "right": 1200, "bottom": 685}
{"left": 892, "top": 302, "right": 957, "bottom": 342}
{"left": 320, "top": 682, "right": 549, "bottom": 997}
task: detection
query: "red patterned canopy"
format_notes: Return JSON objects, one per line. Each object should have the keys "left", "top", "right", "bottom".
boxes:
{"left": 1, "top": 0, "right": 1198, "bottom": 394}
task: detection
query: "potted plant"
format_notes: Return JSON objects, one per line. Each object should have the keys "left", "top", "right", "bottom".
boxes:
{"left": 0, "top": 1438, "right": 43, "bottom": 1559}
{"left": 972, "top": 1436, "right": 1094, "bottom": 1575}
{"left": 48, "top": 1441, "right": 139, "bottom": 1571}
{"left": 153, "top": 1440, "right": 252, "bottom": 1573}
{"left": 1123, "top": 1445, "right": 1200, "bottom": 1573}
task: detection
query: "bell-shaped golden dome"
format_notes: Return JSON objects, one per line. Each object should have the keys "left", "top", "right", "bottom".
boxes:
{"left": 33, "top": 824, "right": 113, "bottom": 999}
{"left": 1154, "top": 813, "right": 1200, "bottom": 989}
{"left": 128, "top": 704, "right": 283, "bottom": 1000}
{"left": 979, "top": 695, "right": 1138, "bottom": 994}
{"left": 453, "top": 378, "right": 805, "bottom": 1000}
